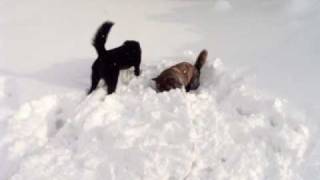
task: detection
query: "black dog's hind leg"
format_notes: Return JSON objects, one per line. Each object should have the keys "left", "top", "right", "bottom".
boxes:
{"left": 88, "top": 65, "right": 101, "bottom": 94}
{"left": 105, "top": 69, "right": 120, "bottom": 94}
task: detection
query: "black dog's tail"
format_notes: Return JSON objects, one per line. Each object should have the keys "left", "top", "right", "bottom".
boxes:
{"left": 194, "top": 49, "right": 208, "bottom": 71}
{"left": 92, "top": 21, "right": 114, "bottom": 56}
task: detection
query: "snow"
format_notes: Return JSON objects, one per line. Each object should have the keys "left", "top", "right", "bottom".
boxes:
{"left": 213, "top": 0, "right": 232, "bottom": 12}
{"left": 0, "top": 0, "right": 319, "bottom": 179}
{"left": 0, "top": 61, "right": 310, "bottom": 179}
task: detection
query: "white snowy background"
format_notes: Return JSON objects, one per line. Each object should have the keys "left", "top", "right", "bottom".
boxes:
{"left": 0, "top": 0, "right": 319, "bottom": 179}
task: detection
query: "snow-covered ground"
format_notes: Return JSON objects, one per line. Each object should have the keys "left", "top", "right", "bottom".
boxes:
{"left": 0, "top": 0, "right": 319, "bottom": 179}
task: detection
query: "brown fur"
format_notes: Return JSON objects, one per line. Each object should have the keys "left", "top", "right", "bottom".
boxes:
{"left": 153, "top": 50, "right": 208, "bottom": 92}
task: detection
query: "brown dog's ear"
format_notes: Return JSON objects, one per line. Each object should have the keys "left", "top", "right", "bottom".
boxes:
{"left": 152, "top": 77, "right": 158, "bottom": 81}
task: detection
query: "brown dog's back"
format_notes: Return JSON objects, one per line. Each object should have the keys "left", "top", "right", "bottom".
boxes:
{"left": 166, "top": 62, "right": 194, "bottom": 85}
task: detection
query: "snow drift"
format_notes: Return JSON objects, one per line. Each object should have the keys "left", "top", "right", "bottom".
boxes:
{"left": 0, "top": 58, "right": 309, "bottom": 180}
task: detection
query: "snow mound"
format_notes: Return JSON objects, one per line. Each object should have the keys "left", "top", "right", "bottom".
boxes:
{"left": 0, "top": 59, "right": 309, "bottom": 180}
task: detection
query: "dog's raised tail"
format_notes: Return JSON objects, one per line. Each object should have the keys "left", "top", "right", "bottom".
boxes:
{"left": 194, "top": 49, "right": 208, "bottom": 71}
{"left": 92, "top": 21, "right": 114, "bottom": 56}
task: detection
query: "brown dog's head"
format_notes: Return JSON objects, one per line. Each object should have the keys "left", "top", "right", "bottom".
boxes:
{"left": 152, "top": 76, "right": 183, "bottom": 92}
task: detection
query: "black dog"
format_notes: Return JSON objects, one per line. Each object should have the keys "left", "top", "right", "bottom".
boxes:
{"left": 88, "top": 21, "right": 142, "bottom": 94}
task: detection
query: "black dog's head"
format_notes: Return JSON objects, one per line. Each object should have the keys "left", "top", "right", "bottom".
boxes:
{"left": 123, "top": 40, "right": 141, "bottom": 54}
{"left": 124, "top": 40, "right": 140, "bottom": 47}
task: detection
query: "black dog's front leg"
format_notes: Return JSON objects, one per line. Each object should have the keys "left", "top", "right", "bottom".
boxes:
{"left": 134, "top": 51, "right": 141, "bottom": 76}
{"left": 134, "top": 65, "right": 141, "bottom": 76}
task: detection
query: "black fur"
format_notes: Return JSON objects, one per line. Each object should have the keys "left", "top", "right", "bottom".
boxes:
{"left": 88, "top": 21, "right": 142, "bottom": 94}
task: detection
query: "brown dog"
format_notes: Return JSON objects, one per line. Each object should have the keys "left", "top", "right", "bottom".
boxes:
{"left": 153, "top": 50, "right": 208, "bottom": 92}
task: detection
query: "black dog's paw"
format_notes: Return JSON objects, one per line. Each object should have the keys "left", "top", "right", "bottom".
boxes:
{"left": 134, "top": 69, "right": 141, "bottom": 76}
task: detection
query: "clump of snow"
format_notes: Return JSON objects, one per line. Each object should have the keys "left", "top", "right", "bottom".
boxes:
{"left": 0, "top": 59, "right": 309, "bottom": 180}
